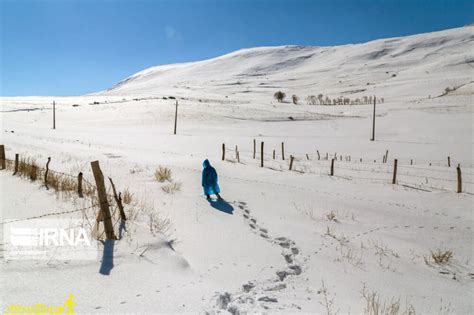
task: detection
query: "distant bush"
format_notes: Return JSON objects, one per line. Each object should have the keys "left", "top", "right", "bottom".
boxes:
{"left": 292, "top": 94, "right": 299, "bottom": 105}
{"left": 274, "top": 91, "right": 286, "bottom": 103}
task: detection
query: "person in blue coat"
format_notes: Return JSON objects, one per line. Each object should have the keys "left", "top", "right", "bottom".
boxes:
{"left": 202, "top": 159, "right": 222, "bottom": 200}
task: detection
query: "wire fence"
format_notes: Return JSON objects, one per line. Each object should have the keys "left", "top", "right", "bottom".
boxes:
{"left": 223, "top": 144, "right": 473, "bottom": 194}
{"left": 0, "top": 154, "right": 126, "bottom": 241}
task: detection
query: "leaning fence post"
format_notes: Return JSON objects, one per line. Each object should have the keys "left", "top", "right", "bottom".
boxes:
{"left": 306, "top": 154, "right": 310, "bottom": 160}
{"left": 317, "top": 150, "right": 320, "bottom": 160}
{"left": 78, "top": 172, "right": 84, "bottom": 198}
{"left": 447, "top": 156, "right": 451, "bottom": 167}
{"left": 44, "top": 157, "right": 51, "bottom": 189}
{"left": 392, "top": 159, "right": 398, "bottom": 184}
{"left": 289, "top": 155, "right": 294, "bottom": 170}
{"left": 330, "top": 158, "right": 335, "bottom": 176}
{"left": 222, "top": 143, "right": 225, "bottom": 161}
{"left": 281, "top": 142, "right": 285, "bottom": 160}
{"left": 260, "top": 142, "right": 264, "bottom": 167}
{"left": 91, "top": 161, "right": 116, "bottom": 240}
{"left": 109, "top": 177, "right": 127, "bottom": 221}
{"left": 0, "top": 145, "right": 5, "bottom": 170}
{"left": 457, "top": 165, "right": 462, "bottom": 193}
{"left": 13, "top": 153, "right": 19, "bottom": 175}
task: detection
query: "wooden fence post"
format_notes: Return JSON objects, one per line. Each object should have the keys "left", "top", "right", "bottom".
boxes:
{"left": 53, "top": 100, "right": 56, "bottom": 130}
{"left": 273, "top": 150, "right": 275, "bottom": 160}
{"left": 281, "top": 142, "right": 285, "bottom": 160}
{"left": 237, "top": 150, "right": 240, "bottom": 163}
{"left": 384, "top": 150, "right": 389, "bottom": 163}
{"left": 235, "top": 146, "right": 238, "bottom": 160}
{"left": 0, "top": 145, "right": 5, "bottom": 170}
{"left": 457, "top": 165, "right": 462, "bottom": 193}
{"left": 78, "top": 172, "right": 84, "bottom": 198}
{"left": 173, "top": 100, "right": 178, "bottom": 135}
{"left": 370, "top": 96, "right": 376, "bottom": 141}
{"left": 392, "top": 159, "right": 398, "bottom": 184}
{"left": 326, "top": 152, "right": 328, "bottom": 160}
{"left": 317, "top": 150, "right": 320, "bottom": 160}
{"left": 44, "top": 157, "right": 51, "bottom": 189}
{"left": 289, "top": 155, "right": 294, "bottom": 170}
{"left": 330, "top": 158, "right": 334, "bottom": 176}
{"left": 109, "top": 177, "right": 127, "bottom": 221}
{"left": 253, "top": 139, "right": 256, "bottom": 159}
{"left": 260, "top": 142, "right": 264, "bottom": 167}
{"left": 306, "top": 154, "right": 309, "bottom": 160}
{"left": 91, "top": 161, "right": 116, "bottom": 240}
{"left": 13, "top": 153, "right": 19, "bottom": 175}
{"left": 410, "top": 159, "right": 413, "bottom": 165}
{"left": 222, "top": 143, "right": 225, "bottom": 161}
{"left": 447, "top": 156, "right": 451, "bottom": 167}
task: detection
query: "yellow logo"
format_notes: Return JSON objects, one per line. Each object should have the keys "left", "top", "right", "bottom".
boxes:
{"left": 4, "top": 294, "right": 76, "bottom": 315}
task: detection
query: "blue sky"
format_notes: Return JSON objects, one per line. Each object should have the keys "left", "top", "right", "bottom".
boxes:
{"left": 1, "top": 0, "right": 473, "bottom": 96}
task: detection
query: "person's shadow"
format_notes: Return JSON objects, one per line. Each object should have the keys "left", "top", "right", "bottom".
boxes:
{"left": 208, "top": 198, "right": 234, "bottom": 215}
{"left": 99, "top": 239, "right": 115, "bottom": 275}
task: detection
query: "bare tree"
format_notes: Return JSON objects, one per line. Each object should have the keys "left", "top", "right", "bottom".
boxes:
{"left": 274, "top": 91, "right": 286, "bottom": 103}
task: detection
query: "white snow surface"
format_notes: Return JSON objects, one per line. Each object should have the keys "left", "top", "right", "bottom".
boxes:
{"left": 0, "top": 26, "right": 473, "bottom": 314}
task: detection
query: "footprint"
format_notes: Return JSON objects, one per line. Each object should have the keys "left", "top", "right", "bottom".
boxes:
{"left": 289, "top": 265, "right": 302, "bottom": 275}
{"left": 249, "top": 223, "right": 256, "bottom": 229}
{"left": 260, "top": 233, "right": 269, "bottom": 239}
{"left": 120, "top": 301, "right": 126, "bottom": 304}
{"left": 284, "top": 254, "right": 293, "bottom": 264}
{"left": 260, "top": 228, "right": 268, "bottom": 233}
{"left": 291, "top": 247, "right": 299, "bottom": 255}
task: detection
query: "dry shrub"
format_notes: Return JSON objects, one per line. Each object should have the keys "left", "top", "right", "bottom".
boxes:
{"left": 155, "top": 166, "right": 172, "bottom": 182}
{"left": 148, "top": 211, "right": 172, "bottom": 237}
{"left": 425, "top": 249, "right": 453, "bottom": 265}
{"left": 122, "top": 188, "right": 134, "bottom": 205}
{"left": 161, "top": 182, "right": 181, "bottom": 194}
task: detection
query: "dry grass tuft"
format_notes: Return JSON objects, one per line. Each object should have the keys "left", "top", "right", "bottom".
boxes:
{"left": 326, "top": 210, "right": 339, "bottom": 223}
{"left": 425, "top": 249, "right": 453, "bottom": 265}
{"left": 161, "top": 182, "right": 182, "bottom": 194}
{"left": 148, "top": 211, "right": 172, "bottom": 237}
{"left": 122, "top": 188, "right": 134, "bottom": 205}
{"left": 361, "top": 285, "right": 416, "bottom": 315}
{"left": 155, "top": 166, "right": 172, "bottom": 182}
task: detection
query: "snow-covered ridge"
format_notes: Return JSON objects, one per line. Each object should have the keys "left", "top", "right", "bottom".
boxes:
{"left": 101, "top": 26, "right": 474, "bottom": 100}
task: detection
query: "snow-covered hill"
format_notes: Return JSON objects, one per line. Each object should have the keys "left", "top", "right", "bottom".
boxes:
{"left": 100, "top": 26, "right": 474, "bottom": 101}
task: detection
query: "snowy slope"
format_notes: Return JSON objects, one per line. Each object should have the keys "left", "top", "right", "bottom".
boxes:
{"left": 100, "top": 26, "right": 474, "bottom": 101}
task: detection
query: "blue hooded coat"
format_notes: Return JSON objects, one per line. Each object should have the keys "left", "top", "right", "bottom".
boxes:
{"left": 202, "top": 159, "right": 220, "bottom": 195}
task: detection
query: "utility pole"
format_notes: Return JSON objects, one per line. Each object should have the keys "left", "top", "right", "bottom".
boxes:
{"left": 370, "top": 96, "right": 376, "bottom": 141}
{"left": 53, "top": 100, "right": 56, "bottom": 130}
{"left": 173, "top": 100, "right": 178, "bottom": 135}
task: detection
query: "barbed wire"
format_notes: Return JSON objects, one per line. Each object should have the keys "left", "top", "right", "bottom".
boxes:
{"left": 0, "top": 204, "right": 98, "bottom": 225}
